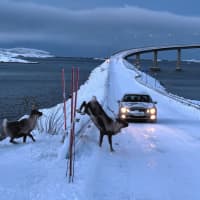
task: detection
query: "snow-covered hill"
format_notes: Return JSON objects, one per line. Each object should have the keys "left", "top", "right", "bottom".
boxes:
{"left": 0, "top": 48, "right": 53, "bottom": 63}
{"left": 0, "top": 55, "right": 200, "bottom": 200}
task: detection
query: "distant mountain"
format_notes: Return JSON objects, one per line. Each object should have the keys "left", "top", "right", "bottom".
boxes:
{"left": 0, "top": 48, "right": 53, "bottom": 63}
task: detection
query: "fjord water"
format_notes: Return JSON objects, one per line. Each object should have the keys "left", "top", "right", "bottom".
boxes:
{"left": 0, "top": 57, "right": 103, "bottom": 121}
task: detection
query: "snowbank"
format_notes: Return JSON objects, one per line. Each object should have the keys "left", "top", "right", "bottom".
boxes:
{"left": 36, "top": 61, "right": 109, "bottom": 159}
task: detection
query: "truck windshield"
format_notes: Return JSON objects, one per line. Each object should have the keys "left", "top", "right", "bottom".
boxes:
{"left": 123, "top": 95, "right": 151, "bottom": 102}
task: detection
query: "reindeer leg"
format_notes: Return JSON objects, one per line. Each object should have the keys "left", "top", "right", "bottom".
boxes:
{"left": 23, "top": 135, "right": 27, "bottom": 143}
{"left": 99, "top": 132, "right": 104, "bottom": 147}
{"left": 27, "top": 133, "right": 36, "bottom": 142}
{"left": 10, "top": 138, "right": 18, "bottom": 144}
{"left": 108, "top": 135, "right": 114, "bottom": 152}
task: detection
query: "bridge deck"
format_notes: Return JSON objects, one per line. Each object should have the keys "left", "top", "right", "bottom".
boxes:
{"left": 113, "top": 44, "right": 200, "bottom": 59}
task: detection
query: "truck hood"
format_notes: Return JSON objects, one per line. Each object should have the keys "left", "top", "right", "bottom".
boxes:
{"left": 121, "top": 102, "right": 155, "bottom": 109}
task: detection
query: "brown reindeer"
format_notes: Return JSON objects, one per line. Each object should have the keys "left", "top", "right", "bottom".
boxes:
{"left": 77, "top": 96, "right": 128, "bottom": 151}
{"left": 0, "top": 109, "right": 42, "bottom": 144}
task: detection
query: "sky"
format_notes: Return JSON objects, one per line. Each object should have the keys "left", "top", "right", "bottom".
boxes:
{"left": 0, "top": 0, "right": 200, "bottom": 57}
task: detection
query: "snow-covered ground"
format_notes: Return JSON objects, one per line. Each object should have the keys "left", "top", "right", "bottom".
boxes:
{"left": 0, "top": 54, "right": 200, "bottom": 200}
{"left": 0, "top": 48, "right": 53, "bottom": 63}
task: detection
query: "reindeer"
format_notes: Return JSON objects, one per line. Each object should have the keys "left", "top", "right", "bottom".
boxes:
{"left": 77, "top": 96, "right": 128, "bottom": 151}
{"left": 0, "top": 109, "right": 42, "bottom": 144}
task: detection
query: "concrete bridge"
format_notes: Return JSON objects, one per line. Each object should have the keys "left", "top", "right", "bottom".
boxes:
{"left": 118, "top": 44, "right": 200, "bottom": 71}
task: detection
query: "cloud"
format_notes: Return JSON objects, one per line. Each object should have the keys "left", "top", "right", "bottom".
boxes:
{"left": 0, "top": 1, "right": 200, "bottom": 56}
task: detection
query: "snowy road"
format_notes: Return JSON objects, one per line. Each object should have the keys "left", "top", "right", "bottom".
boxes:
{"left": 0, "top": 56, "right": 200, "bottom": 200}
{"left": 79, "top": 58, "right": 200, "bottom": 200}
{"left": 83, "top": 120, "right": 200, "bottom": 199}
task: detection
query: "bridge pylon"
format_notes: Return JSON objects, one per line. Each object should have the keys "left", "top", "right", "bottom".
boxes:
{"left": 176, "top": 48, "right": 182, "bottom": 71}
{"left": 150, "top": 50, "right": 160, "bottom": 71}
{"left": 135, "top": 53, "right": 141, "bottom": 69}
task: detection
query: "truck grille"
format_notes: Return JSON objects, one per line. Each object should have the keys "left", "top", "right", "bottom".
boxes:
{"left": 130, "top": 108, "right": 146, "bottom": 112}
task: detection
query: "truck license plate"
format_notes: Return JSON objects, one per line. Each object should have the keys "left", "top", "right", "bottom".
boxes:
{"left": 131, "top": 111, "right": 144, "bottom": 116}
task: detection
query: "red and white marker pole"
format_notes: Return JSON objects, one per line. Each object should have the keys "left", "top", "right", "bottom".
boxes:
{"left": 68, "top": 67, "right": 75, "bottom": 182}
{"left": 68, "top": 67, "right": 79, "bottom": 183}
{"left": 61, "top": 68, "right": 67, "bottom": 142}
{"left": 72, "top": 67, "right": 79, "bottom": 179}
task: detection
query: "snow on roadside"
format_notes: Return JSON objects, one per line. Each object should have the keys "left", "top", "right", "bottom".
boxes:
{"left": 0, "top": 60, "right": 109, "bottom": 200}
{"left": 36, "top": 60, "right": 109, "bottom": 159}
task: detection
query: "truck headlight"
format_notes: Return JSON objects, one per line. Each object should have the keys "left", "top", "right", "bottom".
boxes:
{"left": 120, "top": 107, "right": 129, "bottom": 113}
{"left": 147, "top": 108, "right": 156, "bottom": 114}
{"left": 121, "top": 114, "right": 126, "bottom": 119}
{"left": 150, "top": 115, "right": 156, "bottom": 120}
{"left": 150, "top": 108, "right": 156, "bottom": 114}
{"left": 120, "top": 107, "right": 127, "bottom": 113}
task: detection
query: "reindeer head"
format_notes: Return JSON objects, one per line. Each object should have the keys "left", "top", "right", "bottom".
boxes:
{"left": 112, "top": 118, "right": 128, "bottom": 134}
{"left": 30, "top": 109, "right": 43, "bottom": 118}
{"left": 116, "top": 118, "right": 128, "bottom": 128}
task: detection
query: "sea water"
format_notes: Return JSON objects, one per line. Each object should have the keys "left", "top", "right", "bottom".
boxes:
{"left": 0, "top": 57, "right": 103, "bottom": 121}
